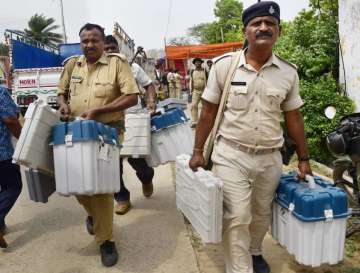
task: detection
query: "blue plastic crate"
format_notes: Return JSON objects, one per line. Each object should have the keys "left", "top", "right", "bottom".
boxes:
{"left": 51, "top": 120, "right": 119, "bottom": 146}
{"left": 275, "top": 172, "right": 349, "bottom": 222}
{"left": 151, "top": 108, "right": 188, "bottom": 131}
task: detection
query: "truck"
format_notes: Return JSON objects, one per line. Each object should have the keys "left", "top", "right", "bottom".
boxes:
{"left": 5, "top": 23, "right": 138, "bottom": 115}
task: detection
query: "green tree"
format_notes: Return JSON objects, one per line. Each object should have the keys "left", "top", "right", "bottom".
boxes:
{"left": 188, "top": 0, "right": 243, "bottom": 43}
{"left": 168, "top": 36, "right": 193, "bottom": 46}
{"left": 275, "top": 9, "right": 338, "bottom": 80}
{"left": 275, "top": 0, "right": 354, "bottom": 164}
{"left": 0, "top": 43, "right": 9, "bottom": 56}
{"left": 21, "top": 14, "right": 63, "bottom": 47}
{"left": 300, "top": 77, "right": 354, "bottom": 163}
{"left": 309, "top": 0, "right": 338, "bottom": 17}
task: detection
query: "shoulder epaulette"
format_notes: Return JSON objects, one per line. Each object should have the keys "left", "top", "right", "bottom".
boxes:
{"left": 275, "top": 54, "right": 298, "bottom": 70}
{"left": 61, "top": 55, "right": 80, "bottom": 66}
{"left": 107, "top": 53, "right": 127, "bottom": 62}
{"left": 213, "top": 52, "right": 234, "bottom": 64}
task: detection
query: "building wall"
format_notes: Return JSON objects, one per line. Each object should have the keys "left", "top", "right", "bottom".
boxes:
{"left": 339, "top": 0, "right": 360, "bottom": 110}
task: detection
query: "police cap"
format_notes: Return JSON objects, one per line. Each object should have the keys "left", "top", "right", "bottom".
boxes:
{"left": 242, "top": 1, "right": 280, "bottom": 27}
{"left": 192, "top": 58, "right": 204, "bottom": 64}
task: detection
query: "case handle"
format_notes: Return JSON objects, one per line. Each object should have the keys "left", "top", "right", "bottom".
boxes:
{"left": 305, "top": 174, "right": 316, "bottom": 189}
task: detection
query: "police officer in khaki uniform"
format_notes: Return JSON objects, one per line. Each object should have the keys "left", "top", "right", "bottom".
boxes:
{"left": 189, "top": 2, "right": 312, "bottom": 273}
{"left": 190, "top": 58, "right": 207, "bottom": 127}
{"left": 167, "top": 69, "right": 176, "bottom": 98}
{"left": 57, "top": 23, "right": 139, "bottom": 267}
{"left": 174, "top": 69, "right": 182, "bottom": 99}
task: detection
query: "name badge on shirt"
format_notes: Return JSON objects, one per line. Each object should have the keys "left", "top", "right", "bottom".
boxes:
{"left": 231, "top": 81, "right": 247, "bottom": 86}
{"left": 71, "top": 75, "right": 83, "bottom": 83}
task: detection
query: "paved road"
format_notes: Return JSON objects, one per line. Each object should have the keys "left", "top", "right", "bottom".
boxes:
{"left": 1, "top": 150, "right": 359, "bottom": 273}
{"left": 191, "top": 229, "right": 360, "bottom": 273}
{"left": 0, "top": 161, "right": 199, "bottom": 273}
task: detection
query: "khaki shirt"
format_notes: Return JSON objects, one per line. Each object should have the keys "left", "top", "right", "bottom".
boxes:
{"left": 191, "top": 69, "right": 207, "bottom": 92}
{"left": 58, "top": 53, "right": 139, "bottom": 124}
{"left": 167, "top": 72, "right": 175, "bottom": 87}
{"left": 202, "top": 50, "right": 303, "bottom": 149}
{"left": 174, "top": 73, "right": 182, "bottom": 89}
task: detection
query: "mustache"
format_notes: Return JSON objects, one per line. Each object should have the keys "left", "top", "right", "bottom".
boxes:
{"left": 84, "top": 48, "right": 96, "bottom": 53}
{"left": 256, "top": 32, "right": 273, "bottom": 38}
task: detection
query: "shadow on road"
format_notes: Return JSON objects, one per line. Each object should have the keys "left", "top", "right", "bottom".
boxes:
{"left": 4, "top": 207, "right": 83, "bottom": 251}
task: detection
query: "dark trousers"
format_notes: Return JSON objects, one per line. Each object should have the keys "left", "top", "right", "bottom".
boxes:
{"left": 114, "top": 158, "right": 154, "bottom": 202}
{"left": 0, "top": 159, "right": 22, "bottom": 228}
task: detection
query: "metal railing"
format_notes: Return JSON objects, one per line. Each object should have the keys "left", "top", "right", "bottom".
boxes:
{"left": 4, "top": 29, "right": 59, "bottom": 54}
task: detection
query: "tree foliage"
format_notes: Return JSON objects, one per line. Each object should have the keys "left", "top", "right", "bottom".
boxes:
{"left": 300, "top": 77, "right": 354, "bottom": 164}
{"left": 275, "top": 0, "right": 354, "bottom": 164}
{"left": 21, "top": 14, "right": 63, "bottom": 47}
{"left": 188, "top": 0, "right": 243, "bottom": 43}
{"left": 0, "top": 43, "right": 9, "bottom": 56}
{"left": 182, "top": 0, "right": 353, "bottom": 164}
{"left": 275, "top": 10, "right": 338, "bottom": 80}
{"left": 168, "top": 36, "right": 195, "bottom": 46}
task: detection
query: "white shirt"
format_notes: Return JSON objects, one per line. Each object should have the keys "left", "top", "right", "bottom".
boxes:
{"left": 131, "top": 63, "right": 152, "bottom": 88}
{"left": 127, "top": 63, "right": 153, "bottom": 112}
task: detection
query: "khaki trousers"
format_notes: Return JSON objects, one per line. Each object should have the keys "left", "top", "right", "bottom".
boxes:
{"left": 212, "top": 138, "right": 282, "bottom": 273}
{"left": 76, "top": 194, "right": 114, "bottom": 245}
{"left": 191, "top": 89, "right": 203, "bottom": 123}
{"left": 175, "top": 88, "right": 181, "bottom": 99}
{"left": 169, "top": 87, "right": 176, "bottom": 98}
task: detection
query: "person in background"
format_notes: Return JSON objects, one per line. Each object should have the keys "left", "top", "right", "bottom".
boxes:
{"left": 167, "top": 69, "right": 176, "bottom": 98}
{"left": 162, "top": 68, "right": 170, "bottom": 98}
{"left": 173, "top": 69, "right": 182, "bottom": 99}
{"left": 0, "top": 86, "right": 22, "bottom": 249}
{"left": 190, "top": 58, "right": 207, "bottom": 128}
{"left": 189, "top": 2, "right": 312, "bottom": 272}
{"left": 206, "top": 59, "right": 213, "bottom": 74}
{"left": 57, "top": 23, "right": 139, "bottom": 267}
{"left": 104, "top": 35, "right": 156, "bottom": 215}
{"left": 154, "top": 60, "right": 166, "bottom": 100}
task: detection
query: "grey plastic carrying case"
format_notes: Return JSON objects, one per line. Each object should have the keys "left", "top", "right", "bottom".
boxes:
{"left": 25, "top": 168, "right": 56, "bottom": 203}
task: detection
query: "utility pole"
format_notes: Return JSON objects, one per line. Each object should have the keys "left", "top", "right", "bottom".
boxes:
{"left": 59, "top": 0, "right": 67, "bottom": 43}
{"left": 220, "top": 26, "right": 224, "bottom": 43}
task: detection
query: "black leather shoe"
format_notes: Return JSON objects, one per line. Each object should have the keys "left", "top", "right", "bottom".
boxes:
{"left": 252, "top": 255, "right": 270, "bottom": 273}
{"left": 0, "top": 224, "right": 7, "bottom": 234}
{"left": 86, "top": 216, "right": 94, "bottom": 235}
{"left": 0, "top": 230, "right": 7, "bottom": 248}
{"left": 142, "top": 182, "right": 153, "bottom": 198}
{"left": 100, "top": 241, "right": 118, "bottom": 267}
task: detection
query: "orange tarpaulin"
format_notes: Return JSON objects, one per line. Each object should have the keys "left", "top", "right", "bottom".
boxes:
{"left": 165, "top": 42, "right": 243, "bottom": 60}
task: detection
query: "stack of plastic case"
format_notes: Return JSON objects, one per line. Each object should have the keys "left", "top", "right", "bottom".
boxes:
{"left": 271, "top": 172, "right": 349, "bottom": 267}
{"left": 157, "top": 98, "right": 187, "bottom": 111}
{"left": 125, "top": 97, "right": 143, "bottom": 114}
{"left": 12, "top": 100, "right": 60, "bottom": 203}
{"left": 25, "top": 168, "right": 56, "bottom": 203}
{"left": 51, "top": 120, "right": 121, "bottom": 195}
{"left": 146, "top": 108, "right": 194, "bottom": 167}
{"left": 13, "top": 100, "right": 60, "bottom": 172}
{"left": 120, "top": 112, "right": 151, "bottom": 157}
{"left": 181, "top": 93, "right": 188, "bottom": 102}
{"left": 175, "top": 154, "right": 223, "bottom": 243}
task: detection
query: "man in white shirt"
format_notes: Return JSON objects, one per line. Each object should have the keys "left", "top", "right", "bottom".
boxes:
{"left": 104, "top": 35, "right": 156, "bottom": 215}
